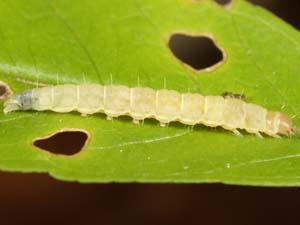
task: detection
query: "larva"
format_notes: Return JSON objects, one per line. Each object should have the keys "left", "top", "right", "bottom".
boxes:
{"left": 3, "top": 84, "right": 295, "bottom": 138}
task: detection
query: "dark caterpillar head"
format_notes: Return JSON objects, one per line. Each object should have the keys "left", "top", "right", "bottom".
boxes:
{"left": 3, "top": 90, "right": 33, "bottom": 114}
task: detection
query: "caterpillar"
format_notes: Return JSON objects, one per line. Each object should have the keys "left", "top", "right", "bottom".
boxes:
{"left": 3, "top": 84, "right": 295, "bottom": 138}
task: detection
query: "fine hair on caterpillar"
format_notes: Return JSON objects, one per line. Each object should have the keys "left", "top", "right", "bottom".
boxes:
{"left": 3, "top": 84, "right": 295, "bottom": 138}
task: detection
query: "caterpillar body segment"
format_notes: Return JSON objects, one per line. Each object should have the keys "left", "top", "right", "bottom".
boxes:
{"left": 3, "top": 84, "right": 295, "bottom": 137}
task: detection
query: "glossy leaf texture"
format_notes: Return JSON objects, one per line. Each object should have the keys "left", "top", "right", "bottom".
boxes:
{"left": 0, "top": 0, "right": 299, "bottom": 186}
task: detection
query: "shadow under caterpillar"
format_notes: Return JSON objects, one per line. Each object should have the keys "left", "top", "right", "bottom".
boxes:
{"left": 3, "top": 84, "right": 295, "bottom": 138}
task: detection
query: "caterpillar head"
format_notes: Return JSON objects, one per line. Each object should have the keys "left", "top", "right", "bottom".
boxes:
{"left": 267, "top": 111, "right": 295, "bottom": 136}
{"left": 3, "top": 90, "right": 33, "bottom": 114}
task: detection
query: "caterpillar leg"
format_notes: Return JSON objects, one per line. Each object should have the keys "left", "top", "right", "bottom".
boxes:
{"left": 270, "top": 134, "right": 281, "bottom": 139}
{"left": 106, "top": 115, "right": 114, "bottom": 121}
{"left": 232, "top": 129, "right": 243, "bottom": 137}
{"left": 159, "top": 122, "right": 167, "bottom": 127}
{"left": 255, "top": 132, "right": 263, "bottom": 139}
{"left": 132, "top": 119, "right": 140, "bottom": 124}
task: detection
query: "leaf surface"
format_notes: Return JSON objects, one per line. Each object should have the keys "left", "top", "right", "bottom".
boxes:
{"left": 0, "top": 0, "right": 299, "bottom": 186}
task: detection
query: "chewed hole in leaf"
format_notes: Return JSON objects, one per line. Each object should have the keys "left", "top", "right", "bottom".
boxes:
{"left": 0, "top": 81, "right": 12, "bottom": 100}
{"left": 168, "top": 33, "right": 224, "bottom": 71}
{"left": 213, "top": 0, "right": 232, "bottom": 6}
{"left": 33, "top": 129, "right": 89, "bottom": 156}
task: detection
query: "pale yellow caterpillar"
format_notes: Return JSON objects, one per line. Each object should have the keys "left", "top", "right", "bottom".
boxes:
{"left": 3, "top": 84, "right": 295, "bottom": 138}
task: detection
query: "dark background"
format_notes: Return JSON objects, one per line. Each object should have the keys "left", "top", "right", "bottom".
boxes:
{"left": 1, "top": 1, "right": 300, "bottom": 225}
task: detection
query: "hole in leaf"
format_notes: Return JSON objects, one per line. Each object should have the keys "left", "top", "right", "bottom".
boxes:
{"left": 0, "top": 81, "right": 12, "bottom": 100}
{"left": 248, "top": 0, "right": 300, "bottom": 29}
{"left": 33, "top": 130, "right": 89, "bottom": 156}
{"left": 168, "top": 33, "right": 224, "bottom": 71}
{"left": 214, "top": 0, "right": 231, "bottom": 6}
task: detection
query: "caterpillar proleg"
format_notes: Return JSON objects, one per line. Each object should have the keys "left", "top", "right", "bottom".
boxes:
{"left": 3, "top": 84, "right": 295, "bottom": 138}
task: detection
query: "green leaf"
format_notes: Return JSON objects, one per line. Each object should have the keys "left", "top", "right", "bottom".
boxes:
{"left": 0, "top": 0, "right": 299, "bottom": 186}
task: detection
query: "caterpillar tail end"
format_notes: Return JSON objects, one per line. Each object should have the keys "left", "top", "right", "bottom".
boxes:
{"left": 3, "top": 96, "right": 22, "bottom": 114}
